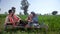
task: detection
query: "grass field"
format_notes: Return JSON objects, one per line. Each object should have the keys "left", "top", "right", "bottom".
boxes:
{"left": 0, "top": 14, "right": 60, "bottom": 34}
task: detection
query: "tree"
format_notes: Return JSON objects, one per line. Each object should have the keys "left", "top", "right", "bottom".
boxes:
{"left": 52, "top": 11, "right": 58, "bottom": 15}
{"left": 21, "top": 0, "right": 29, "bottom": 15}
{"left": 5, "top": 12, "right": 7, "bottom": 14}
{"left": 19, "top": 12, "right": 22, "bottom": 15}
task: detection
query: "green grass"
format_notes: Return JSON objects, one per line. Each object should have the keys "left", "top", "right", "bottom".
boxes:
{"left": 0, "top": 14, "right": 60, "bottom": 34}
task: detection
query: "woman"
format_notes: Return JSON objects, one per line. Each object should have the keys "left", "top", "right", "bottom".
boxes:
{"left": 25, "top": 12, "right": 39, "bottom": 28}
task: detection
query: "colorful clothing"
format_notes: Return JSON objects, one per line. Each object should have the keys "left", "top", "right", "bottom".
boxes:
{"left": 5, "top": 15, "right": 20, "bottom": 26}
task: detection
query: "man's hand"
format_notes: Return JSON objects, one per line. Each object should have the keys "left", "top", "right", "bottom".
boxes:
{"left": 4, "top": 22, "right": 11, "bottom": 25}
{"left": 17, "top": 19, "right": 21, "bottom": 22}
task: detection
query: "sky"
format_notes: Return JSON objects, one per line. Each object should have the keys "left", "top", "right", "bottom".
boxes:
{"left": 0, "top": 0, "right": 60, "bottom": 15}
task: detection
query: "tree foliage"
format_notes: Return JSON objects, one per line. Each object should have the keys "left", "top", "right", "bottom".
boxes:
{"left": 21, "top": 0, "right": 29, "bottom": 15}
{"left": 52, "top": 11, "right": 58, "bottom": 15}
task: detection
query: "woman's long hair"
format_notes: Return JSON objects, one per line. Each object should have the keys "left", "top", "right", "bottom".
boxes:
{"left": 31, "top": 12, "right": 36, "bottom": 17}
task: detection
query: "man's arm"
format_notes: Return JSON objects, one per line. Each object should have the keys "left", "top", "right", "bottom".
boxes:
{"left": 5, "top": 17, "right": 10, "bottom": 25}
{"left": 16, "top": 15, "right": 21, "bottom": 22}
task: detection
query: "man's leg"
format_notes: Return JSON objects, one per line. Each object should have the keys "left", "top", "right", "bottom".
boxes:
{"left": 17, "top": 20, "right": 27, "bottom": 26}
{"left": 4, "top": 24, "right": 7, "bottom": 31}
{"left": 4, "top": 23, "right": 13, "bottom": 30}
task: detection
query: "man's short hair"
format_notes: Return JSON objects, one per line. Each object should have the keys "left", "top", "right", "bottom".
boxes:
{"left": 12, "top": 7, "right": 15, "bottom": 13}
{"left": 8, "top": 10, "right": 12, "bottom": 14}
{"left": 12, "top": 7, "right": 15, "bottom": 9}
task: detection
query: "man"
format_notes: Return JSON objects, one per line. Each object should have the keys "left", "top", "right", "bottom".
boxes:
{"left": 11, "top": 7, "right": 15, "bottom": 14}
{"left": 11, "top": 7, "right": 26, "bottom": 26}
{"left": 11, "top": 7, "right": 21, "bottom": 23}
{"left": 4, "top": 9, "right": 21, "bottom": 27}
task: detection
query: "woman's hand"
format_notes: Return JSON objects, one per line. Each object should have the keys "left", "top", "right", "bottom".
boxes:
{"left": 28, "top": 20, "right": 31, "bottom": 22}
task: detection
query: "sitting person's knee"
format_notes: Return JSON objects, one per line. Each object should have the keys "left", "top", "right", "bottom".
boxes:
{"left": 5, "top": 23, "right": 13, "bottom": 25}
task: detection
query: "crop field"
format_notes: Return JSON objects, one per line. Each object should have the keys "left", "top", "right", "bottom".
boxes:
{"left": 0, "top": 14, "right": 60, "bottom": 34}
